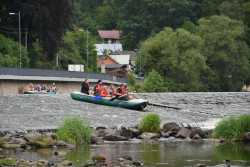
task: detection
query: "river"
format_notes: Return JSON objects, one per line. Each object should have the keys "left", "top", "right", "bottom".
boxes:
{"left": 0, "top": 92, "right": 249, "bottom": 132}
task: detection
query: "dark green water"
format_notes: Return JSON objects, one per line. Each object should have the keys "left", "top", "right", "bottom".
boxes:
{"left": 1, "top": 139, "right": 250, "bottom": 166}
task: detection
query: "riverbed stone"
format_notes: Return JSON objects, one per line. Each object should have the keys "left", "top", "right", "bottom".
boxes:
{"left": 138, "top": 132, "right": 160, "bottom": 139}
{"left": 11, "top": 137, "right": 27, "bottom": 145}
{"left": 104, "top": 134, "right": 128, "bottom": 141}
{"left": 190, "top": 127, "right": 205, "bottom": 138}
{"left": 1, "top": 143, "right": 20, "bottom": 149}
{"left": 43, "top": 132, "right": 56, "bottom": 139}
{"left": 60, "top": 160, "right": 72, "bottom": 166}
{"left": 244, "top": 132, "right": 250, "bottom": 141}
{"left": 192, "top": 134, "right": 201, "bottom": 139}
{"left": 162, "top": 132, "right": 170, "bottom": 138}
{"left": 24, "top": 133, "right": 42, "bottom": 142}
{"left": 162, "top": 122, "right": 180, "bottom": 132}
{"left": 128, "top": 128, "right": 142, "bottom": 137}
{"left": 28, "top": 134, "right": 54, "bottom": 147}
{"left": 92, "top": 155, "right": 106, "bottom": 164}
{"left": 37, "top": 159, "right": 49, "bottom": 166}
{"left": 120, "top": 129, "right": 134, "bottom": 139}
{"left": 56, "top": 140, "right": 68, "bottom": 147}
{"left": 91, "top": 135, "right": 104, "bottom": 144}
{"left": 1, "top": 134, "right": 12, "bottom": 142}
{"left": 175, "top": 128, "right": 191, "bottom": 138}
{"left": 195, "top": 164, "right": 206, "bottom": 167}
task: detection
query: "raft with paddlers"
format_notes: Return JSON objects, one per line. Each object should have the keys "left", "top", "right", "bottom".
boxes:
{"left": 70, "top": 91, "right": 148, "bottom": 110}
{"left": 24, "top": 91, "right": 57, "bottom": 94}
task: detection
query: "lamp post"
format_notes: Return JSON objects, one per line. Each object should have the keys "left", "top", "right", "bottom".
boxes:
{"left": 9, "top": 10, "right": 21, "bottom": 68}
{"left": 79, "top": 29, "right": 89, "bottom": 72}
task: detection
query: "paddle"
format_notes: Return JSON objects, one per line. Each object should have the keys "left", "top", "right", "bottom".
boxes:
{"left": 131, "top": 93, "right": 181, "bottom": 110}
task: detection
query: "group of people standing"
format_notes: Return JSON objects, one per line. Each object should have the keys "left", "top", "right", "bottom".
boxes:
{"left": 28, "top": 82, "right": 58, "bottom": 93}
{"left": 81, "top": 79, "right": 133, "bottom": 101}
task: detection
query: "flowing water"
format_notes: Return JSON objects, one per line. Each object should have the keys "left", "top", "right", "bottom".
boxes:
{"left": 0, "top": 93, "right": 250, "bottom": 166}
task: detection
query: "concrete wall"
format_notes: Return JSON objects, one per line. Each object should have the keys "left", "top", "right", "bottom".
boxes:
{"left": 0, "top": 75, "right": 122, "bottom": 94}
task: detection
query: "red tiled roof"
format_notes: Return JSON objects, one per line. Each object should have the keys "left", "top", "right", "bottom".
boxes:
{"left": 98, "top": 30, "right": 121, "bottom": 39}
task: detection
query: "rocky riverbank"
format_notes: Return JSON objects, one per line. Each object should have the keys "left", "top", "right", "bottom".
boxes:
{"left": 1, "top": 121, "right": 250, "bottom": 167}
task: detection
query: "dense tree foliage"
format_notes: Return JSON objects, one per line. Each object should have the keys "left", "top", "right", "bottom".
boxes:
{"left": 0, "top": 34, "right": 29, "bottom": 67}
{"left": 144, "top": 70, "right": 166, "bottom": 92}
{"left": 1, "top": 0, "right": 250, "bottom": 92}
{"left": 141, "top": 28, "right": 207, "bottom": 91}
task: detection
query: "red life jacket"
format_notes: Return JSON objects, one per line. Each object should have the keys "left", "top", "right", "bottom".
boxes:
{"left": 94, "top": 84, "right": 102, "bottom": 94}
{"left": 100, "top": 89, "right": 108, "bottom": 97}
{"left": 116, "top": 87, "right": 125, "bottom": 95}
{"left": 110, "top": 88, "right": 115, "bottom": 95}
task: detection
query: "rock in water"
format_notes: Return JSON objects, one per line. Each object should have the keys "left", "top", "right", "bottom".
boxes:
{"left": 162, "top": 122, "right": 180, "bottom": 133}
{"left": 24, "top": 133, "right": 42, "bottom": 142}
{"left": 190, "top": 127, "right": 205, "bottom": 138}
{"left": 245, "top": 132, "right": 250, "bottom": 141}
{"left": 175, "top": 128, "right": 191, "bottom": 138}
{"left": 138, "top": 132, "right": 160, "bottom": 139}
{"left": 192, "top": 134, "right": 201, "bottom": 139}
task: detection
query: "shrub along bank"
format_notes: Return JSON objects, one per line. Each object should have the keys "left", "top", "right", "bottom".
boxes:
{"left": 213, "top": 114, "right": 250, "bottom": 141}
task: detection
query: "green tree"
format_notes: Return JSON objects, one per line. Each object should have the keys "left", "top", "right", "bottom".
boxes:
{"left": 142, "top": 27, "right": 207, "bottom": 92}
{"left": 0, "top": 34, "right": 29, "bottom": 67}
{"left": 198, "top": 15, "right": 250, "bottom": 91}
{"left": 144, "top": 70, "right": 166, "bottom": 92}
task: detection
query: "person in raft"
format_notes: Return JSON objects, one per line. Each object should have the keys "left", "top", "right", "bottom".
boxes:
{"left": 100, "top": 86, "right": 110, "bottom": 98}
{"left": 81, "top": 78, "right": 93, "bottom": 95}
{"left": 51, "top": 82, "right": 58, "bottom": 92}
{"left": 116, "top": 84, "right": 129, "bottom": 101}
{"left": 108, "top": 84, "right": 116, "bottom": 98}
{"left": 28, "top": 83, "right": 35, "bottom": 91}
{"left": 124, "top": 85, "right": 133, "bottom": 100}
{"left": 93, "top": 79, "right": 103, "bottom": 96}
{"left": 35, "top": 84, "right": 41, "bottom": 92}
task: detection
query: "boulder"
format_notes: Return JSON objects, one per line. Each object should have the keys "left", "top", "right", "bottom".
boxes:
{"left": 24, "top": 133, "right": 42, "bottom": 142}
{"left": 92, "top": 155, "right": 105, "bottom": 164}
{"left": 192, "top": 134, "right": 201, "bottom": 139}
{"left": 138, "top": 132, "right": 160, "bottom": 139}
{"left": 1, "top": 134, "right": 12, "bottom": 142}
{"left": 1, "top": 143, "right": 20, "bottom": 149}
{"left": 245, "top": 132, "right": 250, "bottom": 141}
{"left": 37, "top": 159, "right": 49, "bottom": 166}
{"left": 91, "top": 135, "right": 104, "bottom": 144}
{"left": 128, "top": 128, "right": 142, "bottom": 137}
{"left": 175, "top": 128, "right": 191, "bottom": 138}
{"left": 161, "top": 132, "right": 170, "bottom": 138}
{"left": 194, "top": 164, "right": 206, "bottom": 167}
{"left": 162, "top": 122, "right": 180, "bottom": 132}
{"left": 43, "top": 132, "right": 56, "bottom": 139}
{"left": 60, "top": 160, "right": 72, "bottom": 166}
{"left": 120, "top": 129, "right": 134, "bottom": 139}
{"left": 56, "top": 140, "right": 68, "bottom": 147}
{"left": 132, "top": 161, "right": 142, "bottom": 166}
{"left": 104, "top": 134, "right": 128, "bottom": 141}
{"left": 28, "top": 134, "right": 54, "bottom": 147}
{"left": 190, "top": 127, "right": 205, "bottom": 138}
{"left": 11, "top": 137, "right": 27, "bottom": 145}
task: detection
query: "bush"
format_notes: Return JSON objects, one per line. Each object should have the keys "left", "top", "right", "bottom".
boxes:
{"left": 57, "top": 117, "right": 91, "bottom": 145}
{"left": 213, "top": 114, "right": 250, "bottom": 140}
{"left": 139, "top": 113, "right": 161, "bottom": 133}
{"left": 144, "top": 70, "right": 166, "bottom": 92}
{"left": 0, "top": 158, "right": 16, "bottom": 166}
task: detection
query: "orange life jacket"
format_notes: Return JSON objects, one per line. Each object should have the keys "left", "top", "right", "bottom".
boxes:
{"left": 100, "top": 89, "right": 108, "bottom": 97}
{"left": 94, "top": 84, "right": 102, "bottom": 94}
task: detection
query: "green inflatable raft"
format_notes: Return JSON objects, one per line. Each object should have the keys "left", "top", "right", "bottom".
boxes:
{"left": 70, "top": 91, "right": 148, "bottom": 110}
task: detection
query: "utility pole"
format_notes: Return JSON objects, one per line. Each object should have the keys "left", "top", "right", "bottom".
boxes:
{"left": 24, "top": 28, "right": 28, "bottom": 50}
{"left": 9, "top": 10, "right": 21, "bottom": 68}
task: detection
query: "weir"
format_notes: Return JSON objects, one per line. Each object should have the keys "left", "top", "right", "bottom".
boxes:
{"left": 0, "top": 67, "right": 128, "bottom": 94}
